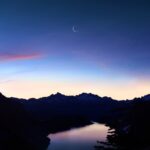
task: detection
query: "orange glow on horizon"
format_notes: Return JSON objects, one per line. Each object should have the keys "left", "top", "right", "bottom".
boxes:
{"left": 1, "top": 78, "right": 150, "bottom": 100}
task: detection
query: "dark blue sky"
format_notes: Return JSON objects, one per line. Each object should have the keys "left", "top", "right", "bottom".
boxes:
{"left": 0, "top": 0, "right": 150, "bottom": 99}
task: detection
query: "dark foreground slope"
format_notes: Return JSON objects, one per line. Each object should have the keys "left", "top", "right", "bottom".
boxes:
{"left": 0, "top": 93, "right": 49, "bottom": 150}
{"left": 95, "top": 95, "right": 150, "bottom": 150}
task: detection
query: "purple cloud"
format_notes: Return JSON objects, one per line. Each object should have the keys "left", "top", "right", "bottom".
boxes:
{"left": 0, "top": 52, "right": 43, "bottom": 61}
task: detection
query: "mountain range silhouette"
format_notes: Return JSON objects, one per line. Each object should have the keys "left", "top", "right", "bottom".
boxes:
{"left": 0, "top": 92, "right": 150, "bottom": 150}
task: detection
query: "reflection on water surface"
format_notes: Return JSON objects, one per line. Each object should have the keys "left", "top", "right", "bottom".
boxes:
{"left": 48, "top": 123, "right": 108, "bottom": 150}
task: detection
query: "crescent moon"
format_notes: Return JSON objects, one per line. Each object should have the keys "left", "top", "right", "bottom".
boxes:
{"left": 72, "top": 26, "right": 78, "bottom": 33}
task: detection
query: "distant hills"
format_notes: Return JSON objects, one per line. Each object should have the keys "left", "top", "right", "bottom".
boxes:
{"left": 2, "top": 91, "right": 150, "bottom": 101}
{"left": 0, "top": 92, "right": 150, "bottom": 122}
{"left": 1, "top": 91, "right": 150, "bottom": 101}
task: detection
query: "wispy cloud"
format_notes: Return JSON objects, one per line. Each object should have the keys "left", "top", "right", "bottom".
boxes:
{"left": 0, "top": 52, "right": 43, "bottom": 62}
{"left": 0, "top": 79, "right": 13, "bottom": 84}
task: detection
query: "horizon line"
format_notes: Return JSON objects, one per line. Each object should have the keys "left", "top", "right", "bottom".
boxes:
{"left": 0, "top": 91, "right": 149, "bottom": 101}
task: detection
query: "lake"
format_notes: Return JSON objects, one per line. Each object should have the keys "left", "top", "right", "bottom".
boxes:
{"left": 47, "top": 123, "right": 109, "bottom": 150}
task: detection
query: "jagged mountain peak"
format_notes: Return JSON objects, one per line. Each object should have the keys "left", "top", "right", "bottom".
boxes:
{"left": 78, "top": 93, "right": 100, "bottom": 98}
{"left": 51, "top": 92, "right": 66, "bottom": 97}
{"left": 0, "top": 92, "right": 6, "bottom": 99}
{"left": 142, "top": 94, "right": 150, "bottom": 101}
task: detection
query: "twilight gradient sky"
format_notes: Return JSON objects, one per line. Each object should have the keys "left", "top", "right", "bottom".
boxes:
{"left": 1, "top": 0, "right": 150, "bottom": 100}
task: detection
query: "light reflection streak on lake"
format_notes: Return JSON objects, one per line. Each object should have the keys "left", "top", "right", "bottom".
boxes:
{"left": 48, "top": 123, "right": 109, "bottom": 150}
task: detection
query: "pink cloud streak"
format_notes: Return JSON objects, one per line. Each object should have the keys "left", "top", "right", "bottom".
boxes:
{"left": 0, "top": 53, "right": 43, "bottom": 61}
